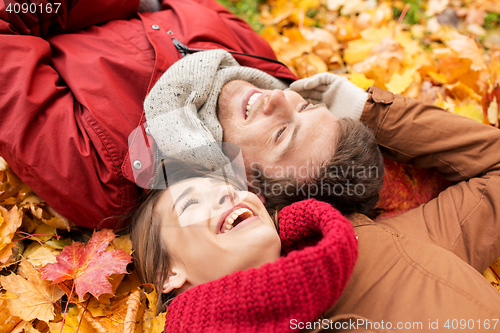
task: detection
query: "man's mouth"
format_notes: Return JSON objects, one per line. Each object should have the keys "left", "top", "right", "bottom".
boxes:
{"left": 245, "top": 92, "right": 262, "bottom": 119}
{"left": 217, "top": 204, "right": 256, "bottom": 233}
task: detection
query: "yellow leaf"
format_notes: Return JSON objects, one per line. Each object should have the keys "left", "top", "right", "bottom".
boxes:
{"left": 33, "top": 223, "right": 57, "bottom": 243}
{"left": 487, "top": 96, "right": 499, "bottom": 126}
{"left": 343, "top": 26, "right": 393, "bottom": 64}
{"left": 0, "top": 298, "right": 22, "bottom": 333}
{"left": 0, "top": 259, "right": 64, "bottom": 322}
{"left": 483, "top": 267, "right": 500, "bottom": 292}
{"left": 445, "top": 81, "right": 482, "bottom": 101}
{"left": 350, "top": 72, "right": 375, "bottom": 90}
{"left": 49, "top": 306, "right": 98, "bottom": 333}
{"left": 442, "top": 31, "right": 487, "bottom": 71}
{"left": 0, "top": 205, "right": 22, "bottom": 253}
{"left": 0, "top": 242, "right": 16, "bottom": 267}
{"left": 110, "top": 234, "right": 133, "bottom": 255}
{"left": 386, "top": 68, "right": 416, "bottom": 94}
{"left": 22, "top": 242, "right": 60, "bottom": 268}
{"left": 142, "top": 288, "right": 166, "bottom": 333}
{"left": 454, "top": 104, "right": 483, "bottom": 123}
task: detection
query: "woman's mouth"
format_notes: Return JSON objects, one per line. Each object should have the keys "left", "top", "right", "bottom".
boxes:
{"left": 217, "top": 204, "right": 257, "bottom": 233}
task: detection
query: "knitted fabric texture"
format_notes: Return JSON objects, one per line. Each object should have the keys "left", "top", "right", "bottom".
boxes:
{"left": 144, "top": 49, "right": 287, "bottom": 172}
{"left": 164, "top": 199, "right": 358, "bottom": 332}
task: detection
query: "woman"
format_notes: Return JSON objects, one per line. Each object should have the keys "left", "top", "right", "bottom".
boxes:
{"left": 129, "top": 161, "right": 358, "bottom": 332}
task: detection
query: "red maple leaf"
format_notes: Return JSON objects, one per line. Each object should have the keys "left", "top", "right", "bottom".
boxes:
{"left": 40, "top": 229, "right": 132, "bottom": 301}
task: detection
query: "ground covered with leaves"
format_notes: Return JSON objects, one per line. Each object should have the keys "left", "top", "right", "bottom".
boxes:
{"left": 1, "top": 0, "right": 500, "bottom": 332}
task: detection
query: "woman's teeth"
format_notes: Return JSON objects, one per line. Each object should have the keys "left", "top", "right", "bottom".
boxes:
{"left": 246, "top": 93, "right": 262, "bottom": 118}
{"left": 223, "top": 208, "right": 254, "bottom": 232}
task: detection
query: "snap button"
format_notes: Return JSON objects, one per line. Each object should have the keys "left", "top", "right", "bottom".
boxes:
{"left": 133, "top": 160, "right": 143, "bottom": 170}
{"left": 152, "top": 24, "right": 160, "bottom": 30}
{"left": 145, "top": 126, "right": 151, "bottom": 136}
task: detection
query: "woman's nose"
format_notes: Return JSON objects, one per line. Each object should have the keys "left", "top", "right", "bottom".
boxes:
{"left": 214, "top": 184, "right": 238, "bottom": 209}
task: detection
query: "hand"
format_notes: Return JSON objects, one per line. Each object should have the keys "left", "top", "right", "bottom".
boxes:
{"left": 289, "top": 72, "right": 369, "bottom": 120}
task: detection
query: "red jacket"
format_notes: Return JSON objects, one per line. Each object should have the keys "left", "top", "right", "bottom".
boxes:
{"left": 0, "top": 0, "right": 296, "bottom": 229}
{"left": 165, "top": 199, "right": 358, "bottom": 332}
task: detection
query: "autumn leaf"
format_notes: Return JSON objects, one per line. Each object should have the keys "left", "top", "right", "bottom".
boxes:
{"left": 0, "top": 259, "right": 64, "bottom": 322}
{"left": 40, "top": 229, "right": 132, "bottom": 302}
{"left": 0, "top": 205, "right": 23, "bottom": 266}
{"left": 0, "top": 298, "right": 22, "bottom": 333}
{"left": 375, "top": 159, "right": 452, "bottom": 221}
{"left": 23, "top": 242, "right": 60, "bottom": 268}
{"left": 48, "top": 305, "right": 98, "bottom": 333}
{"left": 142, "top": 288, "right": 166, "bottom": 333}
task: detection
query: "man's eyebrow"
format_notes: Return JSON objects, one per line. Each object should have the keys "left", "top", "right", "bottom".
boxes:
{"left": 307, "top": 103, "right": 327, "bottom": 111}
{"left": 172, "top": 185, "right": 195, "bottom": 211}
{"left": 277, "top": 123, "right": 300, "bottom": 159}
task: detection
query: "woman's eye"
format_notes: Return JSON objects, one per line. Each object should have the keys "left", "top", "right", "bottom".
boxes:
{"left": 301, "top": 103, "right": 311, "bottom": 111}
{"left": 181, "top": 197, "right": 199, "bottom": 212}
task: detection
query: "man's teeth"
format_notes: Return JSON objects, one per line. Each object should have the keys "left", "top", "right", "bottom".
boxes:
{"left": 223, "top": 208, "right": 253, "bottom": 232}
{"left": 246, "top": 93, "right": 262, "bottom": 118}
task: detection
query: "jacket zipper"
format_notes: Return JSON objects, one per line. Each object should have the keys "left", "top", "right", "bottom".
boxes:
{"left": 168, "top": 31, "right": 288, "bottom": 68}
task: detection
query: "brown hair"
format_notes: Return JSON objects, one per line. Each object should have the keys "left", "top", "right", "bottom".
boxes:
{"left": 255, "top": 118, "right": 384, "bottom": 218}
{"left": 129, "top": 189, "right": 172, "bottom": 314}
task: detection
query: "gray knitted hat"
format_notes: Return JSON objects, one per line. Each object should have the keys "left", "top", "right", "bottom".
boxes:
{"left": 144, "top": 49, "right": 287, "bottom": 172}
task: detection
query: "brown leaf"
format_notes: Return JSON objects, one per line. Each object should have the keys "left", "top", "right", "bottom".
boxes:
{"left": 0, "top": 259, "right": 64, "bottom": 322}
{"left": 123, "top": 289, "right": 142, "bottom": 333}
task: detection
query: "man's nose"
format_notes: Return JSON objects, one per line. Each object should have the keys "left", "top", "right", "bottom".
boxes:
{"left": 262, "top": 89, "right": 291, "bottom": 117}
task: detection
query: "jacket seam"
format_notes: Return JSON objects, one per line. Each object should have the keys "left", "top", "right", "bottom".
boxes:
{"left": 450, "top": 175, "right": 492, "bottom": 251}
{"left": 391, "top": 232, "right": 499, "bottom": 317}
{"left": 82, "top": 110, "right": 125, "bottom": 212}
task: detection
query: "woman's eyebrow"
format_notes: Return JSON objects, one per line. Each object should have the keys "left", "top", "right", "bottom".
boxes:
{"left": 172, "top": 186, "right": 195, "bottom": 210}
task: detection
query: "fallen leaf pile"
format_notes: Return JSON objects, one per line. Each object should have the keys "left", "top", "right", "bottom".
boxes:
{"left": 1, "top": 0, "right": 500, "bottom": 332}
{"left": 0, "top": 157, "right": 166, "bottom": 333}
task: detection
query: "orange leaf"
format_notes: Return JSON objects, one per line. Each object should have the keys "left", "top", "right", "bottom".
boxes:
{"left": 40, "top": 229, "right": 132, "bottom": 302}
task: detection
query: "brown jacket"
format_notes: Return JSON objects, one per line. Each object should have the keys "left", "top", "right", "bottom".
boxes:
{"left": 308, "top": 87, "right": 500, "bottom": 332}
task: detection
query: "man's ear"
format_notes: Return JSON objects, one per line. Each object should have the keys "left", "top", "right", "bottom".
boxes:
{"left": 162, "top": 267, "right": 187, "bottom": 294}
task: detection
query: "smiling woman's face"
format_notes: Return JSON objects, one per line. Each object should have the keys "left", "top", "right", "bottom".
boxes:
{"left": 157, "top": 176, "right": 281, "bottom": 292}
{"left": 217, "top": 80, "right": 339, "bottom": 181}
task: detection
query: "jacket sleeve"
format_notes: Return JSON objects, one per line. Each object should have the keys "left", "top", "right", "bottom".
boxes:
{"left": 164, "top": 199, "right": 358, "bottom": 333}
{"left": 0, "top": 0, "right": 140, "bottom": 229}
{"left": 361, "top": 87, "right": 500, "bottom": 272}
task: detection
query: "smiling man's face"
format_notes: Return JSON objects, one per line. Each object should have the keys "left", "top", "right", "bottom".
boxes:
{"left": 217, "top": 80, "right": 339, "bottom": 184}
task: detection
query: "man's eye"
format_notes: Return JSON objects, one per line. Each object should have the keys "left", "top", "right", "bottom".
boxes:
{"left": 181, "top": 197, "right": 199, "bottom": 213}
{"left": 300, "top": 104, "right": 310, "bottom": 111}
{"left": 276, "top": 127, "right": 286, "bottom": 141}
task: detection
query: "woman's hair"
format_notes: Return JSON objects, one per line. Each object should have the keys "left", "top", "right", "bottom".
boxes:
{"left": 129, "top": 188, "right": 172, "bottom": 314}
{"left": 129, "top": 158, "right": 244, "bottom": 314}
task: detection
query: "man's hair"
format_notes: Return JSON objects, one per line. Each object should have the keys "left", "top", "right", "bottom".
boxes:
{"left": 255, "top": 118, "right": 384, "bottom": 218}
